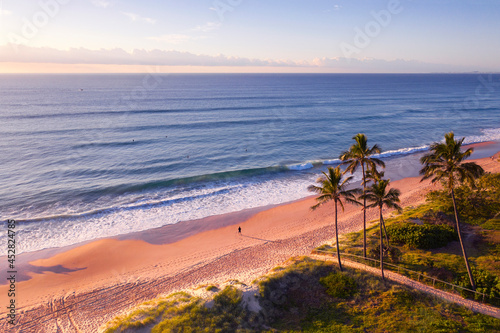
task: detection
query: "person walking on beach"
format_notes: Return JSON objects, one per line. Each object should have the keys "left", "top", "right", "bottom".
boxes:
{"left": 238, "top": 226, "right": 241, "bottom": 234}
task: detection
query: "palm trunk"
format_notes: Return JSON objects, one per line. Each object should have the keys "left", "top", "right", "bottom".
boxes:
{"left": 451, "top": 189, "right": 476, "bottom": 290}
{"left": 379, "top": 207, "right": 385, "bottom": 281}
{"left": 362, "top": 162, "right": 367, "bottom": 258}
{"left": 335, "top": 200, "right": 343, "bottom": 271}
{"left": 381, "top": 214, "right": 390, "bottom": 249}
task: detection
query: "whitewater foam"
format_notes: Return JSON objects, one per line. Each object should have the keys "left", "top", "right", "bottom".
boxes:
{"left": 13, "top": 175, "right": 317, "bottom": 254}
{"left": 287, "top": 162, "right": 314, "bottom": 170}
{"left": 464, "top": 127, "right": 500, "bottom": 144}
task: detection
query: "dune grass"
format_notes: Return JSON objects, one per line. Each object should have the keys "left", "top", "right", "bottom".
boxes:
{"left": 103, "top": 257, "right": 500, "bottom": 332}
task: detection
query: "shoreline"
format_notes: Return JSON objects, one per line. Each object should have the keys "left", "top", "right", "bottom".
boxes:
{"left": 1, "top": 142, "right": 499, "bottom": 331}
{"left": 10, "top": 140, "right": 500, "bottom": 257}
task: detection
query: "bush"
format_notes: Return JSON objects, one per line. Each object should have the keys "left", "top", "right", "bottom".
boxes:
{"left": 457, "top": 268, "right": 500, "bottom": 301}
{"left": 387, "top": 223, "right": 458, "bottom": 249}
{"left": 368, "top": 245, "right": 402, "bottom": 264}
{"left": 320, "top": 272, "right": 358, "bottom": 298}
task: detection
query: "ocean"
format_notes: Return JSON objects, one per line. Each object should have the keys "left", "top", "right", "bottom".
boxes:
{"left": 1, "top": 73, "right": 500, "bottom": 254}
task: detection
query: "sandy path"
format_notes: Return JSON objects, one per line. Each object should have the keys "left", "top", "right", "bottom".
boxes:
{"left": 1, "top": 153, "right": 498, "bottom": 332}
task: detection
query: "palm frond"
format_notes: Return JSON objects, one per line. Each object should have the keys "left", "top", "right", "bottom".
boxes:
{"left": 308, "top": 166, "right": 361, "bottom": 211}
{"left": 419, "top": 132, "right": 484, "bottom": 190}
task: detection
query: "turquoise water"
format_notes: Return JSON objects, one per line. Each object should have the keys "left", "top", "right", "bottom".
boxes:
{"left": 1, "top": 73, "right": 499, "bottom": 253}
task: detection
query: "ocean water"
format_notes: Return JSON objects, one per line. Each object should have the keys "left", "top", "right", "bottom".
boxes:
{"left": 1, "top": 73, "right": 500, "bottom": 254}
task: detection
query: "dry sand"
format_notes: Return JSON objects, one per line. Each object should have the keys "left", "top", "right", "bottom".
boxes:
{"left": 1, "top": 146, "right": 499, "bottom": 332}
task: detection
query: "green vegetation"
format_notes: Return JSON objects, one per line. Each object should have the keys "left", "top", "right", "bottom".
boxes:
{"left": 427, "top": 172, "right": 500, "bottom": 226}
{"left": 104, "top": 258, "right": 500, "bottom": 332}
{"left": 320, "top": 271, "right": 357, "bottom": 298}
{"left": 103, "top": 292, "right": 193, "bottom": 332}
{"left": 104, "top": 286, "right": 259, "bottom": 333}
{"left": 387, "top": 223, "right": 457, "bottom": 249}
{"left": 206, "top": 284, "right": 218, "bottom": 292}
{"left": 326, "top": 171, "right": 500, "bottom": 306}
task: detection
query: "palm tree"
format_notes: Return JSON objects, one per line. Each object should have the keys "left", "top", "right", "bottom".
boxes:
{"left": 363, "top": 169, "right": 390, "bottom": 247}
{"left": 308, "top": 166, "right": 361, "bottom": 271}
{"left": 361, "top": 179, "right": 402, "bottom": 280}
{"left": 340, "top": 133, "right": 385, "bottom": 258}
{"left": 420, "top": 132, "right": 484, "bottom": 290}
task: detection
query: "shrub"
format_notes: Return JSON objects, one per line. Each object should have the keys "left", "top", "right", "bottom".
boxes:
{"left": 367, "top": 245, "right": 402, "bottom": 264}
{"left": 457, "top": 268, "right": 500, "bottom": 301}
{"left": 387, "top": 223, "right": 457, "bottom": 249}
{"left": 319, "top": 272, "right": 358, "bottom": 299}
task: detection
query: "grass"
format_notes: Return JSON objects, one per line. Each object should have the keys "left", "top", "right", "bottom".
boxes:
{"left": 259, "top": 258, "right": 500, "bottom": 333}
{"left": 103, "top": 286, "right": 257, "bottom": 333}
{"left": 103, "top": 257, "right": 500, "bottom": 332}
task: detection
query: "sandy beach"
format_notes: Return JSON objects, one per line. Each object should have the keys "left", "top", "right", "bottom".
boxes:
{"left": 1, "top": 145, "right": 499, "bottom": 332}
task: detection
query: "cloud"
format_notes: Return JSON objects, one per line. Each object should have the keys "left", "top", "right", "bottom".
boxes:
{"left": 0, "top": 45, "right": 296, "bottom": 67}
{"left": 192, "top": 22, "right": 221, "bottom": 32}
{"left": 122, "top": 12, "right": 156, "bottom": 25}
{"left": 148, "top": 34, "right": 198, "bottom": 45}
{"left": 91, "top": 0, "right": 111, "bottom": 8}
{"left": 0, "top": 45, "right": 481, "bottom": 73}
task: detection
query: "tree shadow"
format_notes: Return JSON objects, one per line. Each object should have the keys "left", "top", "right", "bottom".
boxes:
{"left": 1, "top": 264, "right": 86, "bottom": 284}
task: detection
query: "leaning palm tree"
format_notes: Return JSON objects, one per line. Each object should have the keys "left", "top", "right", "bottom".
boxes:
{"left": 340, "top": 133, "right": 385, "bottom": 258}
{"left": 308, "top": 166, "right": 361, "bottom": 271}
{"left": 361, "top": 179, "right": 402, "bottom": 281}
{"left": 420, "top": 132, "right": 484, "bottom": 290}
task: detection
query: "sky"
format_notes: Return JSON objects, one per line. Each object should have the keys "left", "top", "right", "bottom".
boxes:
{"left": 0, "top": 0, "right": 499, "bottom": 73}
